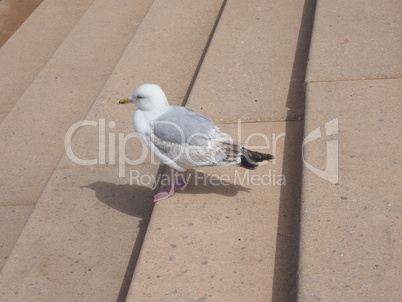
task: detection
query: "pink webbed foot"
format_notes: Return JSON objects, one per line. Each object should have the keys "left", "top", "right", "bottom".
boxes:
{"left": 153, "top": 170, "right": 188, "bottom": 202}
{"left": 153, "top": 169, "right": 177, "bottom": 202}
{"left": 153, "top": 188, "right": 173, "bottom": 202}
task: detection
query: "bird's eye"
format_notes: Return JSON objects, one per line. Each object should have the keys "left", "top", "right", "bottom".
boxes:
{"left": 137, "top": 95, "right": 144, "bottom": 99}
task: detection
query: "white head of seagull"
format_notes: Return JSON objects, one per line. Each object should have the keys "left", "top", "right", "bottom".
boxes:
{"left": 120, "top": 84, "right": 169, "bottom": 113}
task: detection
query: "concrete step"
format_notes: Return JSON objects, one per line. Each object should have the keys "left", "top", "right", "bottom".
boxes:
{"left": 0, "top": 0, "right": 43, "bottom": 48}
{"left": 298, "top": 0, "right": 401, "bottom": 301}
{"left": 0, "top": 0, "right": 153, "bottom": 271}
{"left": 186, "top": 0, "right": 310, "bottom": 123}
{"left": 0, "top": 0, "right": 96, "bottom": 271}
{"left": 0, "top": 0, "right": 95, "bottom": 122}
{"left": 305, "top": 0, "right": 401, "bottom": 82}
{"left": 0, "top": 0, "right": 227, "bottom": 300}
{"left": 0, "top": 0, "right": 154, "bottom": 206}
{"left": 3, "top": 0, "right": 397, "bottom": 300}
{"left": 299, "top": 79, "right": 401, "bottom": 302}
{"left": 125, "top": 0, "right": 315, "bottom": 301}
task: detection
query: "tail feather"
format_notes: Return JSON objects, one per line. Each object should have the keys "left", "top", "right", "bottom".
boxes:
{"left": 240, "top": 147, "right": 274, "bottom": 170}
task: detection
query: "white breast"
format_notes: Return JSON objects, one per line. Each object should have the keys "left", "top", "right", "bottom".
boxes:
{"left": 133, "top": 109, "right": 187, "bottom": 171}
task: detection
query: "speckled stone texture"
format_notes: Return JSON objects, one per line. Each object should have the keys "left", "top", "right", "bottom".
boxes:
{"left": 0, "top": 0, "right": 153, "bottom": 207}
{"left": 0, "top": 206, "right": 33, "bottom": 270}
{"left": 186, "top": 0, "right": 310, "bottom": 123}
{"left": 0, "top": 0, "right": 94, "bottom": 122}
{"left": 0, "top": 165, "right": 157, "bottom": 301}
{"left": 298, "top": 79, "right": 401, "bottom": 301}
{"left": 306, "top": 0, "right": 401, "bottom": 82}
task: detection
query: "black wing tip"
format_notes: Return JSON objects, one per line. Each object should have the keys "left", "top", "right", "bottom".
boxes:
{"left": 240, "top": 148, "right": 274, "bottom": 169}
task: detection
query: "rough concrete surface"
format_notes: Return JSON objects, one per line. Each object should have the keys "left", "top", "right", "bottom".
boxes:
{"left": 0, "top": 0, "right": 43, "bottom": 47}
{"left": 0, "top": 0, "right": 94, "bottom": 122}
{"left": 186, "top": 0, "right": 312, "bottom": 123}
{"left": 0, "top": 0, "right": 153, "bottom": 206}
{"left": 0, "top": 205, "right": 33, "bottom": 270}
{"left": 0, "top": 164, "right": 157, "bottom": 301}
{"left": 299, "top": 79, "right": 401, "bottom": 301}
{"left": 306, "top": 0, "right": 402, "bottom": 82}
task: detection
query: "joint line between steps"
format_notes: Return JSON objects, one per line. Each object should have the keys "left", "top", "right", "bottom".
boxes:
{"left": 181, "top": 0, "right": 228, "bottom": 107}
{"left": 305, "top": 76, "right": 401, "bottom": 85}
{"left": 13, "top": 1, "right": 158, "bottom": 228}
{"left": 0, "top": 0, "right": 97, "bottom": 126}
{"left": 43, "top": 0, "right": 158, "bottom": 183}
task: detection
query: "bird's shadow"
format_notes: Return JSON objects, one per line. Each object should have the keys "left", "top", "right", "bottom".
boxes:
{"left": 83, "top": 168, "right": 249, "bottom": 218}
{"left": 84, "top": 181, "right": 153, "bottom": 218}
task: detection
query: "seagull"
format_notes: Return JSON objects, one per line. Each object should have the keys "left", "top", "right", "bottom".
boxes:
{"left": 119, "top": 84, "right": 274, "bottom": 202}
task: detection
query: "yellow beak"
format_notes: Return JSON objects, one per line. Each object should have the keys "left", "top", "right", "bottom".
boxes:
{"left": 119, "top": 97, "right": 132, "bottom": 104}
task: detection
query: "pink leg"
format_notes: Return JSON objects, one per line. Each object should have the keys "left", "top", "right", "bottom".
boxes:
{"left": 153, "top": 169, "right": 177, "bottom": 202}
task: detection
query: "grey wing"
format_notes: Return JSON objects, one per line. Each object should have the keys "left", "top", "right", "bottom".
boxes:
{"left": 151, "top": 106, "right": 220, "bottom": 147}
{"left": 150, "top": 106, "right": 241, "bottom": 168}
